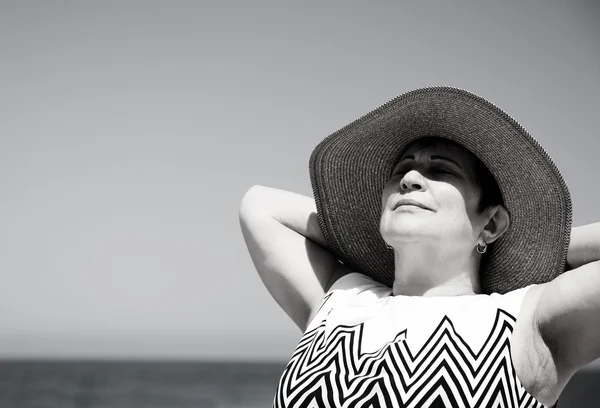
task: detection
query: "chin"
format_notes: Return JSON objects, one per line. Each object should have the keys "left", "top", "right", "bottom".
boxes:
{"left": 381, "top": 214, "right": 417, "bottom": 234}
{"left": 382, "top": 225, "right": 429, "bottom": 243}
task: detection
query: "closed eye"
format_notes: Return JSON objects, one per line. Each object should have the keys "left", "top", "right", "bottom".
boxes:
{"left": 390, "top": 165, "right": 406, "bottom": 177}
{"left": 432, "top": 168, "right": 453, "bottom": 174}
{"left": 430, "top": 166, "right": 461, "bottom": 178}
{"left": 391, "top": 166, "right": 454, "bottom": 177}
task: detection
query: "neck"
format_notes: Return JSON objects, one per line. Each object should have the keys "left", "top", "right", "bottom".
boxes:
{"left": 391, "top": 242, "right": 481, "bottom": 297}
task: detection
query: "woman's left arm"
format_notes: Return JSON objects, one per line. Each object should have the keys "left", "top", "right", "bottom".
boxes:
{"left": 532, "top": 223, "right": 600, "bottom": 382}
{"left": 566, "top": 222, "right": 600, "bottom": 269}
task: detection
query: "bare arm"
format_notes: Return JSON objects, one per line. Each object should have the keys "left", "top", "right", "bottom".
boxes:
{"left": 239, "top": 185, "right": 348, "bottom": 331}
{"left": 566, "top": 222, "right": 600, "bottom": 269}
{"left": 508, "top": 223, "right": 600, "bottom": 404}
{"left": 534, "top": 261, "right": 600, "bottom": 382}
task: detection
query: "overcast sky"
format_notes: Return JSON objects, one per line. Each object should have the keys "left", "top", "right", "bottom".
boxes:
{"left": 0, "top": 1, "right": 599, "bottom": 364}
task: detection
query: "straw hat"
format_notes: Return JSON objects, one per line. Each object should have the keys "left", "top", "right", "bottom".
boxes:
{"left": 309, "top": 87, "right": 572, "bottom": 294}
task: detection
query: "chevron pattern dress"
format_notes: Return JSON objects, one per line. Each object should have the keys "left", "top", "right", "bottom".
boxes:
{"left": 273, "top": 273, "right": 555, "bottom": 408}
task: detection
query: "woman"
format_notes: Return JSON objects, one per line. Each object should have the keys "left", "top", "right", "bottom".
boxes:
{"left": 239, "top": 87, "right": 600, "bottom": 407}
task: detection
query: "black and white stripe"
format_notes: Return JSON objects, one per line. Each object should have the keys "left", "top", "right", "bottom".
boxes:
{"left": 274, "top": 308, "right": 546, "bottom": 408}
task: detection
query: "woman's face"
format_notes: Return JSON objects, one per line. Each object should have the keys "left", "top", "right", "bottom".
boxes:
{"left": 380, "top": 138, "right": 489, "bottom": 251}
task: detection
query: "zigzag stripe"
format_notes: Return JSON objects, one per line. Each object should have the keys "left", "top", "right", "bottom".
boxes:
{"left": 273, "top": 308, "right": 545, "bottom": 408}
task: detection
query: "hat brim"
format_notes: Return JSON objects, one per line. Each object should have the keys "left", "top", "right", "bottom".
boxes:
{"left": 309, "top": 87, "right": 572, "bottom": 294}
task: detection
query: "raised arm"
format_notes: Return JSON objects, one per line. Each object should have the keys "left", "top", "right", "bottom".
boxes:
{"left": 566, "top": 222, "right": 600, "bottom": 269}
{"left": 529, "top": 223, "right": 600, "bottom": 391}
{"left": 534, "top": 261, "right": 600, "bottom": 376}
{"left": 239, "top": 185, "right": 348, "bottom": 331}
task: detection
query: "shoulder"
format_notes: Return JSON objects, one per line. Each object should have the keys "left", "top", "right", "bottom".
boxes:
{"left": 305, "top": 268, "right": 391, "bottom": 332}
{"left": 326, "top": 268, "right": 391, "bottom": 301}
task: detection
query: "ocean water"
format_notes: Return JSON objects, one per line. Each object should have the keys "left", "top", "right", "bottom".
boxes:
{"left": 0, "top": 361, "right": 598, "bottom": 407}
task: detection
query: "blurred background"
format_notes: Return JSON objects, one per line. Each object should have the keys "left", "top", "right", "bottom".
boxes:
{"left": 0, "top": 1, "right": 598, "bottom": 407}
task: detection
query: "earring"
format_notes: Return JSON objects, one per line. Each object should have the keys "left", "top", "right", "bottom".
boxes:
{"left": 386, "top": 244, "right": 394, "bottom": 250}
{"left": 476, "top": 241, "right": 488, "bottom": 254}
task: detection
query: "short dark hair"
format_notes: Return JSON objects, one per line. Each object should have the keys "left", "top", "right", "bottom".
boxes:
{"left": 473, "top": 158, "right": 504, "bottom": 213}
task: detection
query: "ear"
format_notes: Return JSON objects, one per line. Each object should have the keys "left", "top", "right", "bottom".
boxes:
{"left": 481, "top": 204, "right": 510, "bottom": 244}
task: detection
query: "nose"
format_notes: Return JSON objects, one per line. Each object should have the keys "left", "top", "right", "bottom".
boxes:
{"left": 400, "top": 170, "right": 427, "bottom": 192}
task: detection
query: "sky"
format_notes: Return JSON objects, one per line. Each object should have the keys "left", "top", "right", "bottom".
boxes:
{"left": 0, "top": 1, "right": 599, "bottom": 364}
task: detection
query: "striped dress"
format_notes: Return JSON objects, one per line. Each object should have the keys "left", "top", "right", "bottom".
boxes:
{"left": 273, "top": 273, "right": 556, "bottom": 408}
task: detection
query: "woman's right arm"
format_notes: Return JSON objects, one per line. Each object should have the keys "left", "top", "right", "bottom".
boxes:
{"left": 239, "top": 185, "right": 348, "bottom": 332}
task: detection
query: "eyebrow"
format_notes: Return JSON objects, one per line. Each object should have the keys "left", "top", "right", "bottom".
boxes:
{"left": 399, "top": 154, "right": 463, "bottom": 169}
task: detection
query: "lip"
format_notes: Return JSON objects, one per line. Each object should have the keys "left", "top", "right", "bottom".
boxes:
{"left": 393, "top": 198, "right": 433, "bottom": 211}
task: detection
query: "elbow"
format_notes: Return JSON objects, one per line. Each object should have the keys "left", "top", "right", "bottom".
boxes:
{"left": 241, "top": 184, "right": 268, "bottom": 202}
{"left": 239, "top": 185, "right": 270, "bottom": 225}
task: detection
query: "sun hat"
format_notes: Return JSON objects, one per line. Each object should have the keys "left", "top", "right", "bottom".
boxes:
{"left": 309, "top": 86, "right": 572, "bottom": 294}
